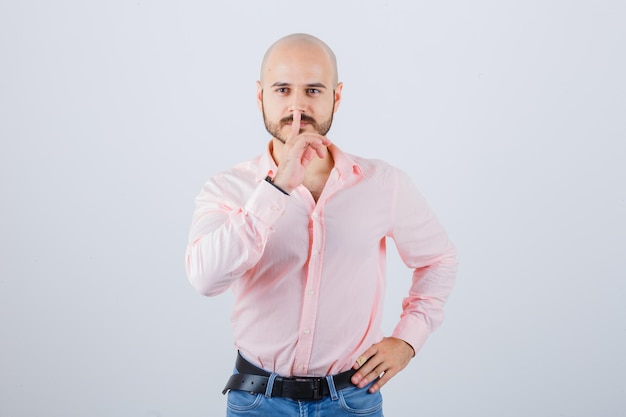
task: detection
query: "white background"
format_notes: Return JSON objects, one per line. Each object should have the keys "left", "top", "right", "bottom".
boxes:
{"left": 1, "top": 1, "right": 625, "bottom": 416}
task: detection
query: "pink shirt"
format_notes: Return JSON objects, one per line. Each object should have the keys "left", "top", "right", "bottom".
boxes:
{"left": 186, "top": 143, "right": 457, "bottom": 377}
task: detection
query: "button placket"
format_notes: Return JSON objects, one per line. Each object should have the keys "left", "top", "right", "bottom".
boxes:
{"left": 293, "top": 208, "right": 325, "bottom": 374}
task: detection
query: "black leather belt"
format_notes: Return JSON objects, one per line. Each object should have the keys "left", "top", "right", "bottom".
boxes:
{"left": 222, "top": 352, "right": 356, "bottom": 400}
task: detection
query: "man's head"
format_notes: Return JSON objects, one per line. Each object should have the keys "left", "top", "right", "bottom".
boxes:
{"left": 257, "top": 33, "right": 343, "bottom": 143}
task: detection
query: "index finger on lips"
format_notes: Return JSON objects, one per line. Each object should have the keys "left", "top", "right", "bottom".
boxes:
{"left": 290, "top": 110, "right": 301, "bottom": 140}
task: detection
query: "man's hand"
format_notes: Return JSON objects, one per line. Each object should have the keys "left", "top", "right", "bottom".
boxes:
{"left": 351, "top": 337, "right": 415, "bottom": 393}
{"left": 272, "top": 111, "right": 331, "bottom": 193}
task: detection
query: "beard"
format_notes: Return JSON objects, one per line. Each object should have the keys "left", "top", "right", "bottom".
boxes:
{"left": 261, "top": 100, "right": 334, "bottom": 144}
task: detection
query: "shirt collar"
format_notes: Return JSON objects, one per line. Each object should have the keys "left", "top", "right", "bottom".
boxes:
{"left": 328, "top": 143, "right": 363, "bottom": 178}
{"left": 255, "top": 141, "right": 279, "bottom": 182}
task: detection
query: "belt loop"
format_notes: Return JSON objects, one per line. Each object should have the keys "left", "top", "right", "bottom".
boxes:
{"left": 265, "top": 372, "right": 278, "bottom": 398}
{"left": 325, "top": 375, "right": 339, "bottom": 401}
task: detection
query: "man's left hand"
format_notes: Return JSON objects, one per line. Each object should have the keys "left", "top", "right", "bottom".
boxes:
{"left": 351, "top": 337, "right": 415, "bottom": 393}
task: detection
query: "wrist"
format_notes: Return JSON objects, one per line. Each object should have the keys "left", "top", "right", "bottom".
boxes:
{"left": 265, "top": 176, "right": 289, "bottom": 195}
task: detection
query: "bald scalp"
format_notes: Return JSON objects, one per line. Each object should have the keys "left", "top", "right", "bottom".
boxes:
{"left": 260, "top": 33, "right": 339, "bottom": 87}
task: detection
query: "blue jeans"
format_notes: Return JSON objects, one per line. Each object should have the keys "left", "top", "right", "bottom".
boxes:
{"left": 226, "top": 374, "right": 384, "bottom": 416}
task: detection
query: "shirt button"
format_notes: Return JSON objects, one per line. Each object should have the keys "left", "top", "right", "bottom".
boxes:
{"left": 312, "top": 213, "right": 318, "bottom": 219}
{"left": 303, "top": 329, "right": 310, "bottom": 334}
{"left": 307, "top": 289, "right": 314, "bottom": 296}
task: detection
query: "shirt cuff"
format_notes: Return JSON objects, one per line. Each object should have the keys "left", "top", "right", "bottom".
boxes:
{"left": 391, "top": 315, "right": 432, "bottom": 355}
{"left": 244, "top": 179, "right": 289, "bottom": 226}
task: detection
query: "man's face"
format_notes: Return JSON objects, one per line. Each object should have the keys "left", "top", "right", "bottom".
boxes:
{"left": 257, "top": 42, "right": 342, "bottom": 144}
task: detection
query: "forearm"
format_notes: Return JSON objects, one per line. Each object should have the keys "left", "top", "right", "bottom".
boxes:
{"left": 185, "top": 179, "right": 288, "bottom": 295}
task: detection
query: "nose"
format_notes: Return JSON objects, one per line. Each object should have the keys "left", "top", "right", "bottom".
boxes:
{"left": 288, "top": 91, "right": 306, "bottom": 114}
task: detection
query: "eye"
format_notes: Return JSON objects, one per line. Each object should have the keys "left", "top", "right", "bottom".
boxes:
{"left": 307, "top": 88, "right": 320, "bottom": 95}
{"left": 276, "top": 87, "right": 289, "bottom": 94}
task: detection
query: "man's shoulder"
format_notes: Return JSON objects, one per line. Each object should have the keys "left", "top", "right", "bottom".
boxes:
{"left": 341, "top": 151, "right": 420, "bottom": 193}
{"left": 212, "top": 154, "right": 263, "bottom": 178}
{"left": 201, "top": 154, "right": 263, "bottom": 191}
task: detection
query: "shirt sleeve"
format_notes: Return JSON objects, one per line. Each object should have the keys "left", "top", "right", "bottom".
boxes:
{"left": 389, "top": 169, "right": 458, "bottom": 354}
{"left": 185, "top": 175, "right": 289, "bottom": 296}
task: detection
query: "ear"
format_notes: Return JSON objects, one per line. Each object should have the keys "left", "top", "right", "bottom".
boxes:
{"left": 333, "top": 82, "right": 343, "bottom": 113}
{"left": 256, "top": 81, "right": 263, "bottom": 112}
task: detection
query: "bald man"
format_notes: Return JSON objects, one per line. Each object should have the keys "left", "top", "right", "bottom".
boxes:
{"left": 186, "top": 33, "right": 457, "bottom": 416}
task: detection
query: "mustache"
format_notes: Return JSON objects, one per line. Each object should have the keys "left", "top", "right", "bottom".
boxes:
{"left": 280, "top": 114, "right": 317, "bottom": 125}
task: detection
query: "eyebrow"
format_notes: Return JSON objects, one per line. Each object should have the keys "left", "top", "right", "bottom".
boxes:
{"left": 270, "top": 82, "right": 328, "bottom": 89}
